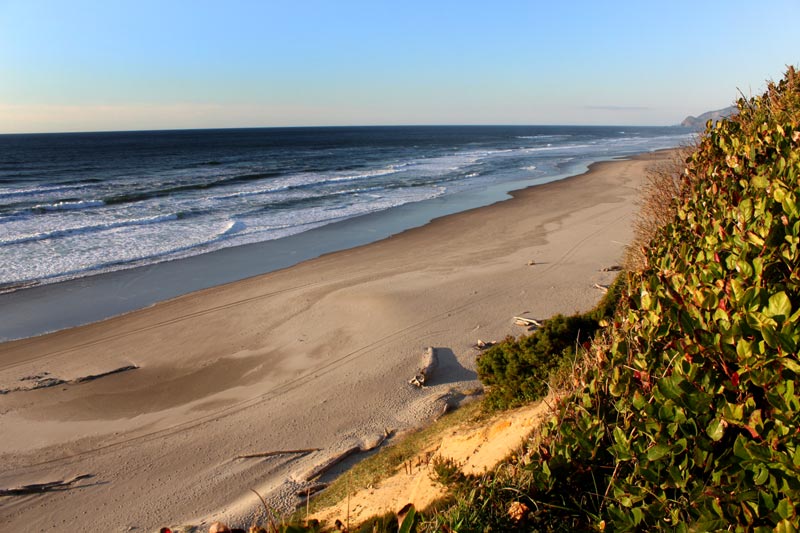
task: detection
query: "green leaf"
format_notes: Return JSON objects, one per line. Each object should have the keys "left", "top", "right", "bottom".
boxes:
{"left": 631, "top": 507, "right": 644, "bottom": 525}
{"left": 767, "top": 291, "right": 792, "bottom": 319}
{"left": 776, "top": 499, "right": 793, "bottom": 520}
{"left": 707, "top": 417, "right": 727, "bottom": 441}
{"left": 398, "top": 505, "right": 416, "bottom": 533}
{"left": 632, "top": 390, "right": 647, "bottom": 410}
{"left": 647, "top": 443, "right": 670, "bottom": 462}
{"left": 753, "top": 465, "right": 769, "bottom": 485}
{"left": 658, "top": 375, "right": 683, "bottom": 402}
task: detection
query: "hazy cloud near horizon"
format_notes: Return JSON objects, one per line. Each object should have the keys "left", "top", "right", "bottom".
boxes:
{"left": 0, "top": 0, "right": 798, "bottom": 133}
{"left": 584, "top": 105, "right": 652, "bottom": 111}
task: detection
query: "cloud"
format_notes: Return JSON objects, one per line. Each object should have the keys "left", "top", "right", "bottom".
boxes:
{"left": 584, "top": 105, "right": 652, "bottom": 111}
{"left": 0, "top": 102, "right": 329, "bottom": 133}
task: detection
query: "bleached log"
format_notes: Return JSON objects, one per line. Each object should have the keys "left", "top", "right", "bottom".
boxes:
{"left": 408, "top": 347, "right": 438, "bottom": 388}
{"left": 513, "top": 316, "right": 542, "bottom": 327}
{"left": 593, "top": 283, "right": 609, "bottom": 293}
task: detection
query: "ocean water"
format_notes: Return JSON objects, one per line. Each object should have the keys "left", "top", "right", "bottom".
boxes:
{"left": 0, "top": 126, "right": 692, "bottom": 293}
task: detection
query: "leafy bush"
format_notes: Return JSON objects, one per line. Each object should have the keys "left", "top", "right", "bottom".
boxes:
{"left": 477, "top": 275, "right": 625, "bottom": 409}
{"left": 419, "top": 67, "right": 800, "bottom": 532}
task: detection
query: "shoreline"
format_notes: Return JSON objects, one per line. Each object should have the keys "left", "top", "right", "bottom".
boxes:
{"left": 0, "top": 151, "right": 660, "bottom": 343}
{"left": 0, "top": 149, "right": 675, "bottom": 530}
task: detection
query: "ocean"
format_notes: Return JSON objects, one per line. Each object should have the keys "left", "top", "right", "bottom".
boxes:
{"left": 0, "top": 126, "right": 691, "bottom": 339}
{"left": 0, "top": 126, "right": 690, "bottom": 290}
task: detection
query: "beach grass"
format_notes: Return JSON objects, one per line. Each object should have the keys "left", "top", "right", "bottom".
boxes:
{"left": 304, "top": 399, "right": 486, "bottom": 515}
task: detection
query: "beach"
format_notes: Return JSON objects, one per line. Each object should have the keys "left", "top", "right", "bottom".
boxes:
{"left": 0, "top": 150, "right": 672, "bottom": 531}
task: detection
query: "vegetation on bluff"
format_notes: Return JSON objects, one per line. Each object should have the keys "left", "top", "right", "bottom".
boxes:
{"left": 428, "top": 66, "right": 800, "bottom": 532}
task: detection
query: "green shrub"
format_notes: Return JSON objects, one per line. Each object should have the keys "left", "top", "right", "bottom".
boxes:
{"left": 477, "top": 274, "right": 625, "bottom": 410}
{"left": 422, "top": 67, "right": 800, "bottom": 532}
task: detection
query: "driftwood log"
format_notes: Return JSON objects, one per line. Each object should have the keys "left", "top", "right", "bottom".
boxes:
{"left": 593, "top": 283, "right": 609, "bottom": 293}
{"left": 474, "top": 339, "right": 495, "bottom": 350}
{"left": 300, "top": 446, "right": 361, "bottom": 482}
{"left": 513, "top": 316, "right": 542, "bottom": 327}
{"left": 408, "top": 347, "right": 438, "bottom": 388}
{"left": 295, "top": 483, "right": 328, "bottom": 499}
{"left": 235, "top": 448, "right": 320, "bottom": 460}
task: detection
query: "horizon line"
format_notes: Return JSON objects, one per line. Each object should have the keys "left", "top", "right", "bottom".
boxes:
{"left": 0, "top": 122, "right": 689, "bottom": 136}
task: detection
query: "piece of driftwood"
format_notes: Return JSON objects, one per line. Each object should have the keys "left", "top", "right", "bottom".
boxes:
{"left": 295, "top": 483, "right": 328, "bottom": 499}
{"left": 4, "top": 365, "right": 139, "bottom": 395}
{"left": 513, "top": 316, "right": 542, "bottom": 327}
{"left": 601, "top": 265, "right": 622, "bottom": 272}
{"left": 0, "top": 474, "right": 93, "bottom": 496}
{"left": 361, "top": 428, "right": 393, "bottom": 452}
{"left": 593, "top": 283, "right": 609, "bottom": 293}
{"left": 74, "top": 365, "right": 139, "bottom": 383}
{"left": 408, "top": 347, "right": 438, "bottom": 388}
{"left": 474, "top": 339, "right": 495, "bottom": 350}
{"left": 432, "top": 392, "right": 460, "bottom": 421}
{"left": 302, "top": 446, "right": 361, "bottom": 481}
{"left": 235, "top": 448, "right": 320, "bottom": 460}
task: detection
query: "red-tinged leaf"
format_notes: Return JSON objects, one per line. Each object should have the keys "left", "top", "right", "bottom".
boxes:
{"left": 731, "top": 372, "right": 740, "bottom": 387}
{"left": 743, "top": 425, "right": 760, "bottom": 439}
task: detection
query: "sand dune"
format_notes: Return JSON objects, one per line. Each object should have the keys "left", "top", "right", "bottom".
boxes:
{"left": 0, "top": 150, "right": 673, "bottom": 531}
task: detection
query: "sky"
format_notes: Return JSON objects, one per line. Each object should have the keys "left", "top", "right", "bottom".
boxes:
{"left": 1, "top": 0, "right": 798, "bottom": 133}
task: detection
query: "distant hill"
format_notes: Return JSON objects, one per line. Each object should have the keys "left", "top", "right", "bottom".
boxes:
{"left": 680, "top": 105, "right": 737, "bottom": 128}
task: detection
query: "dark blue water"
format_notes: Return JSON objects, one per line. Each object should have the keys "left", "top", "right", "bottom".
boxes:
{"left": 0, "top": 125, "right": 691, "bottom": 295}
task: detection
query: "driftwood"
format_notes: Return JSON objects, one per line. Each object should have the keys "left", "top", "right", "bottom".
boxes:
{"left": 408, "top": 347, "right": 438, "bottom": 388}
{"left": 0, "top": 474, "right": 93, "bottom": 496}
{"left": 74, "top": 365, "right": 139, "bottom": 383}
{"left": 301, "top": 446, "right": 361, "bottom": 481}
{"left": 513, "top": 316, "right": 542, "bottom": 327}
{"left": 593, "top": 283, "right": 609, "bottom": 293}
{"left": 3, "top": 365, "right": 139, "bottom": 395}
{"left": 235, "top": 448, "right": 320, "bottom": 460}
{"left": 432, "top": 392, "right": 460, "bottom": 421}
{"left": 361, "top": 428, "right": 393, "bottom": 452}
{"left": 295, "top": 483, "right": 328, "bottom": 499}
{"left": 601, "top": 265, "right": 623, "bottom": 272}
{"left": 474, "top": 339, "right": 495, "bottom": 350}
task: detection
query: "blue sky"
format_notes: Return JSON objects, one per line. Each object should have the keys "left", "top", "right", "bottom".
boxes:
{"left": 1, "top": 0, "right": 798, "bottom": 133}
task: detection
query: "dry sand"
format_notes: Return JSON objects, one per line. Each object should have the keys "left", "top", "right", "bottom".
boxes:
{"left": 311, "top": 400, "right": 551, "bottom": 526}
{"left": 0, "top": 150, "right": 672, "bottom": 531}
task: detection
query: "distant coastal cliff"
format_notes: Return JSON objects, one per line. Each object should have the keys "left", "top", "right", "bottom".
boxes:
{"left": 680, "top": 105, "right": 737, "bottom": 128}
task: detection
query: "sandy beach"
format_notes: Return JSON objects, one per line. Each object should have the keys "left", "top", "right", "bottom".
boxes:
{"left": 0, "top": 150, "right": 673, "bottom": 531}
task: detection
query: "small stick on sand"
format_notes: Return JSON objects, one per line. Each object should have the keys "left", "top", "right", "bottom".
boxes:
{"left": 593, "top": 283, "right": 609, "bottom": 293}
